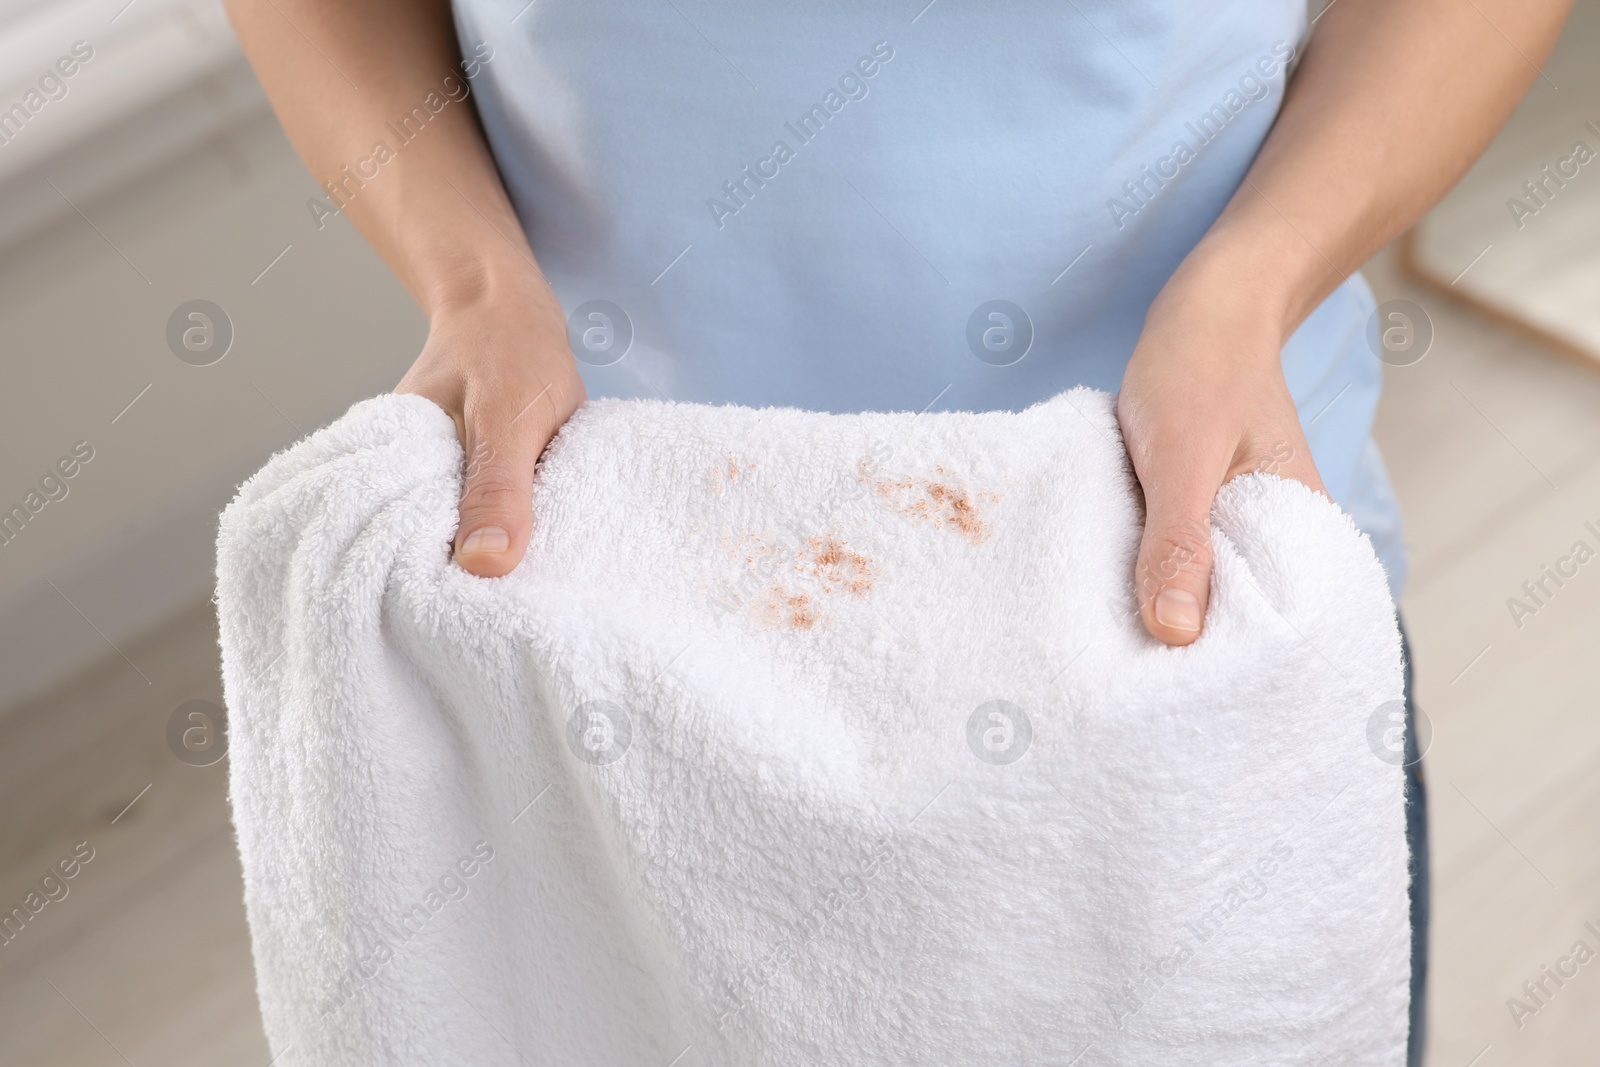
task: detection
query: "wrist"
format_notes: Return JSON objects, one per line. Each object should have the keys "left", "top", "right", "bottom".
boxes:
{"left": 422, "top": 248, "right": 558, "bottom": 322}
{"left": 1169, "top": 219, "right": 1346, "bottom": 343}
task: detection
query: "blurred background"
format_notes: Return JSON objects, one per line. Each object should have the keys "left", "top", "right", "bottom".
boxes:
{"left": 1, "top": 1, "right": 1597, "bottom": 1064}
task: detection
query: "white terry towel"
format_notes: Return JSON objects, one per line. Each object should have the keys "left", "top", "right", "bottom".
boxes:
{"left": 216, "top": 388, "right": 1410, "bottom": 1066}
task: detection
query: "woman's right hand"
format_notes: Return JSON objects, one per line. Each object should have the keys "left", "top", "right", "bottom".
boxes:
{"left": 222, "top": 0, "right": 585, "bottom": 577}
{"left": 397, "top": 270, "right": 586, "bottom": 578}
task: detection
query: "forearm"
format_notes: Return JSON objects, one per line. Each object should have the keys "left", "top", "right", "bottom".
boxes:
{"left": 1178, "top": 0, "right": 1571, "bottom": 337}
{"left": 222, "top": 0, "right": 543, "bottom": 315}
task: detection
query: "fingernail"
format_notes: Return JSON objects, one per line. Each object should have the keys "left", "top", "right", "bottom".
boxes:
{"left": 1154, "top": 589, "right": 1202, "bottom": 632}
{"left": 461, "top": 526, "right": 510, "bottom": 555}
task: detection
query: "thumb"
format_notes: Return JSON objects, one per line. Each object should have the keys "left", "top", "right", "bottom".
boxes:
{"left": 1133, "top": 476, "right": 1217, "bottom": 647}
{"left": 453, "top": 386, "right": 556, "bottom": 578}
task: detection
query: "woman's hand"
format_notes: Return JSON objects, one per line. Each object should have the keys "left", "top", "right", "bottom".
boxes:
{"left": 1115, "top": 0, "right": 1570, "bottom": 645}
{"left": 1116, "top": 247, "right": 1325, "bottom": 647}
{"left": 221, "top": 0, "right": 587, "bottom": 576}
{"left": 397, "top": 270, "right": 585, "bottom": 578}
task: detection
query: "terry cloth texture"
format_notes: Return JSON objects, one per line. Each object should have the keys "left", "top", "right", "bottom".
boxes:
{"left": 216, "top": 389, "right": 1410, "bottom": 1066}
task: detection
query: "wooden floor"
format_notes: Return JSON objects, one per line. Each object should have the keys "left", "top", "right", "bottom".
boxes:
{"left": 1, "top": 244, "right": 1597, "bottom": 1065}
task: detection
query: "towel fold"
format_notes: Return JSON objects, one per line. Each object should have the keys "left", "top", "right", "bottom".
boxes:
{"left": 216, "top": 388, "right": 1409, "bottom": 1066}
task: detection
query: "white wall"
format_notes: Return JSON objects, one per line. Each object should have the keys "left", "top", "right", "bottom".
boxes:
{"left": 0, "top": 54, "right": 427, "bottom": 711}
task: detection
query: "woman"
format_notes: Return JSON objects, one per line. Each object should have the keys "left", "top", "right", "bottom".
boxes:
{"left": 222, "top": 1, "right": 1569, "bottom": 1061}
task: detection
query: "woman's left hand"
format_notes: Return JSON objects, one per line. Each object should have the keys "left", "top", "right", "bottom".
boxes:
{"left": 1115, "top": 248, "right": 1326, "bottom": 647}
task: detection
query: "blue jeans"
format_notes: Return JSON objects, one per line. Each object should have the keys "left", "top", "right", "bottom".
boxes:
{"left": 1399, "top": 619, "right": 1429, "bottom": 1067}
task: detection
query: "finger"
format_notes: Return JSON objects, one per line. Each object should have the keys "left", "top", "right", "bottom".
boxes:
{"left": 1132, "top": 461, "right": 1220, "bottom": 648}
{"left": 1231, "top": 432, "right": 1326, "bottom": 497}
{"left": 454, "top": 382, "right": 560, "bottom": 578}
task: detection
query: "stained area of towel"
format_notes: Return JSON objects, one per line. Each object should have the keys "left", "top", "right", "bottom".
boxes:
{"left": 730, "top": 532, "right": 872, "bottom": 631}
{"left": 860, "top": 463, "right": 1001, "bottom": 544}
{"left": 718, "top": 456, "right": 998, "bottom": 631}
{"left": 808, "top": 535, "right": 874, "bottom": 595}
{"left": 753, "top": 535, "right": 877, "bottom": 630}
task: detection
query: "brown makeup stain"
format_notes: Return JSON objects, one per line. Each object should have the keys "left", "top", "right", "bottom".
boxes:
{"left": 858, "top": 462, "right": 1000, "bottom": 543}
{"left": 724, "top": 452, "right": 758, "bottom": 482}
{"left": 762, "top": 589, "right": 818, "bottom": 630}
{"left": 807, "top": 534, "right": 876, "bottom": 596}
{"left": 713, "top": 454, "right": 995, "bottom": 632}
{"left": 721, "top": 532, "right": 877, "bottom": 632}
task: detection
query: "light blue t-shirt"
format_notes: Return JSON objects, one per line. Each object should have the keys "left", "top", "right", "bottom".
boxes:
{"left": 453, "top": 0, "right": 1407, "bottom": 597}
